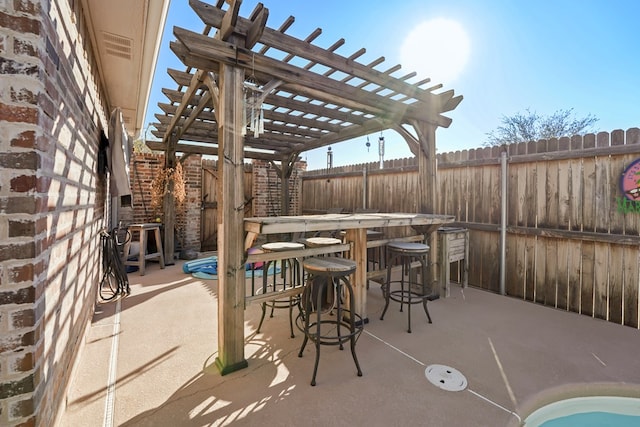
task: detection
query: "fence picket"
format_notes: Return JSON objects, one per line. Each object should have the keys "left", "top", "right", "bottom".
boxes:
{"left": 301, "top": 128, "right": 640, "bottom": 328}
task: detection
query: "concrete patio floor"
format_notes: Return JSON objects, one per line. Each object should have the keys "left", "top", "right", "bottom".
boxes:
{"left": 58, "top": 259, "right": 640, "bottom": 426}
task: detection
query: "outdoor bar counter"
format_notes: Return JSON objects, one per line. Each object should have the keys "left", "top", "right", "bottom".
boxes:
{"left": 244, "top": 212, "right": 455, "bottom": 321}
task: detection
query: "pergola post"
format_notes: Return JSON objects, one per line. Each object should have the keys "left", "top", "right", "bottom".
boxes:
{"left": 214, "top": 61, "right": 248, "bottom": 375}
{"left": 276, "top": 153, "right": 298, "bottom": 216}
{"left": 415, "top": 122, "right": 440, "bottom": 295}
{"left": 163, "top": 133, "right": 178, "bottom": 265}
{"left": 280, "top": 159, "right": 291, "bottom": 216}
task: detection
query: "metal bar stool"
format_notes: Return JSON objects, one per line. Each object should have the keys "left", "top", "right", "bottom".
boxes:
{"left": 298, "top": 257, "right": 363, "bottom": 386}
{"left": 257, "top": 241, "right": 304, "bottom": 338}
{"left": 300, "top": 236, "right": 343, "bottom": 311}
{"left": 380, "top": 242, "right": 432, "bottom": 333}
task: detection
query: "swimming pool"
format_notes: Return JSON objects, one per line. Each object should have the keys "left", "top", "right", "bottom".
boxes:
{"left": 524, "top": 396, "right": 640, "bottom": 426}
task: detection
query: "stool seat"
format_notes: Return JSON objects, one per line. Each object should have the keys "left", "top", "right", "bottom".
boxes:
{"left": 262, "top": 242, "right": 305, "bottom": 252}
{"left": 387, "top": 242, "right": 429, "bottom": 254}
{"left": 303, "top": 257, "right": 356, "bottom": 276}
{"left": 304, "top": 237, "right": 342, "bottom": 247}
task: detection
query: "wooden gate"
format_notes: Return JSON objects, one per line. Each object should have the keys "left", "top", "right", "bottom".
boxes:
{"left": 200, "top": 160, "right": 253, "bottom": 251}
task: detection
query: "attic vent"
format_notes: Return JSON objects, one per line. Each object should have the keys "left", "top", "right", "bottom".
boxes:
{"left": 103, "top": 32, "right": 132, "bottom": 60}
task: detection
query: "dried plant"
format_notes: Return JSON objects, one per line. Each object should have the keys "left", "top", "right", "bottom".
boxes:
{"left": 150, "top": 163, "right": 186, "bottom": 213}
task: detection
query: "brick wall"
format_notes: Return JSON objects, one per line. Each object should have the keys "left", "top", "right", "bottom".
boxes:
{"left": 252, "top": 159, "right": 306, "bottom": 217}
{"left": 126, "top": 152, "right": 202, "bottom": 252}
{"left": 0, "top": 0, "right": 108, "bottom": 426}
{"left": 124, "top": 155, "right": 306, "bottom": 252}
{"left": 128, "top": 153, "right": 164, "bottom": 224}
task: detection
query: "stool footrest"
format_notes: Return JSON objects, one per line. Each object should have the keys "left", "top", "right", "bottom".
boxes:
{"left": 304, "top": 311, "right": 363, "bottom": 346}
{"left": 387, "top": 287, "right": 432, "bottom": 305}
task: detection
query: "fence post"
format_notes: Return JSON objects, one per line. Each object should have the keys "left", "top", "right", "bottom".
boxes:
{"left": 362, "top": 166, "right": 368, "bottom": 210}
{"left": 500, "top": 150, "right": 508, "bottom": 295}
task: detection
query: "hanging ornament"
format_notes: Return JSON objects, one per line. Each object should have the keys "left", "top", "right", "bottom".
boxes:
{"left": 365, "top": 135, "right": 371, "bottom": 152}
{"left": 243, "top": 54, "right": 265, "bottom": 138}
{"left": 378, "top": 131, "right": 385, "bottom": 169}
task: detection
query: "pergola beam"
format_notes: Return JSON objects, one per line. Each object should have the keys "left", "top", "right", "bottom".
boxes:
{"left": 173, "top": 27, "right": 451, "bottom": 127}
{"left": 190, "top": 0, "right": 445, "bottom": 107}
{"left": 154, "top": 2, "right": 462, "bottom": 161}
{"left": 146, "top": 140, "right": 292, "bottom": 162}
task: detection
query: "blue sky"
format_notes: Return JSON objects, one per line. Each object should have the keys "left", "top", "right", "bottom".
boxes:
{"left": 144, "top": 0, "right": 640, "bottom": 170}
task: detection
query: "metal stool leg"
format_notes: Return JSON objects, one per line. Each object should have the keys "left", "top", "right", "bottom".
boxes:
{"left": 298, "top": 282, "right": 312, "bottom": 357}
{"left": 310, "top": 279, "right": 325, "bottom": 386}
{"left": 406, "top": 259, "right": 411, "bottom": 333}
{"left": 342, "top": 276, "right": 362, "bottom": 377}
{"left": 380, "top": 252, "right": 394, "bottom": 320}
{"left": 421, "top": 257, "right": 432, "bottom": 324}
{"left": 257, "top": 302, "right": 268, "bottom": 334}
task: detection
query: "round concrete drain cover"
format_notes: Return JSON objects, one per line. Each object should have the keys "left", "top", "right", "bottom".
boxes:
{"left": 425, "top": 364, "right": 468, "bottom": 391}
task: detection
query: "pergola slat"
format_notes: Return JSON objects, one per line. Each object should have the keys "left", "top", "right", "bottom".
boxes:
{"left": 189, "top": 0, "right": 444, "bottom": 106}
{"left": 173, "top": 27, "right": 451, "bottom": 126}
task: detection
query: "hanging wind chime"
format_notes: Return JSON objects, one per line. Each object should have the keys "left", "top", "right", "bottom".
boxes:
{"left": 243, "top": 54, "right": 265, "bottom": 138}
{"left": 378, "top": 131, "right": 385, "bottom": 169}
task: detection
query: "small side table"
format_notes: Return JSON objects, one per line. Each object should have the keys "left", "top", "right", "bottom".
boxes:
{"left": 123, "top": 223, "right": 165, "bottom": 275}
{"left": 438, "top": 227, "right": 469, "bottom": 297}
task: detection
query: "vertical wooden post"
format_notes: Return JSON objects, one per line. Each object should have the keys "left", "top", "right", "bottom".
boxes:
{"left": 215, "top": 61, "right": 248, "bottom": 375}
{"left": 345, "top": 228, "right": 368, "bottom": 322}
{"left": 415, "top": 122, "right": 440, "bottom": 295}
{"left": 163, "top": 133, "right": 178, "bottom": 265}
{"left": 276, "top": 154, "right": 297, "bottom": 217}
{"left": 280, "top": 159, "right": 290, "bottom": 216}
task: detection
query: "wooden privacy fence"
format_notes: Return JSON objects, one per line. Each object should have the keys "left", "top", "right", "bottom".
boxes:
{"left": 201, "top": 159, "right": 254, "bottom": 251}
{"left": 301, "top": 127, "right": 640, "bottom": 328}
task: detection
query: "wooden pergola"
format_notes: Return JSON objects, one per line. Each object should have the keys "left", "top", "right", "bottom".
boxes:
{"left": 149, "top": 0, "right": 462, "bottom": 374}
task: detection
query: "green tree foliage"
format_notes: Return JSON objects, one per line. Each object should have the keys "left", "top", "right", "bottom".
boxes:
{"left": 484, "top": 108, "right": 598, "bottom": 147}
